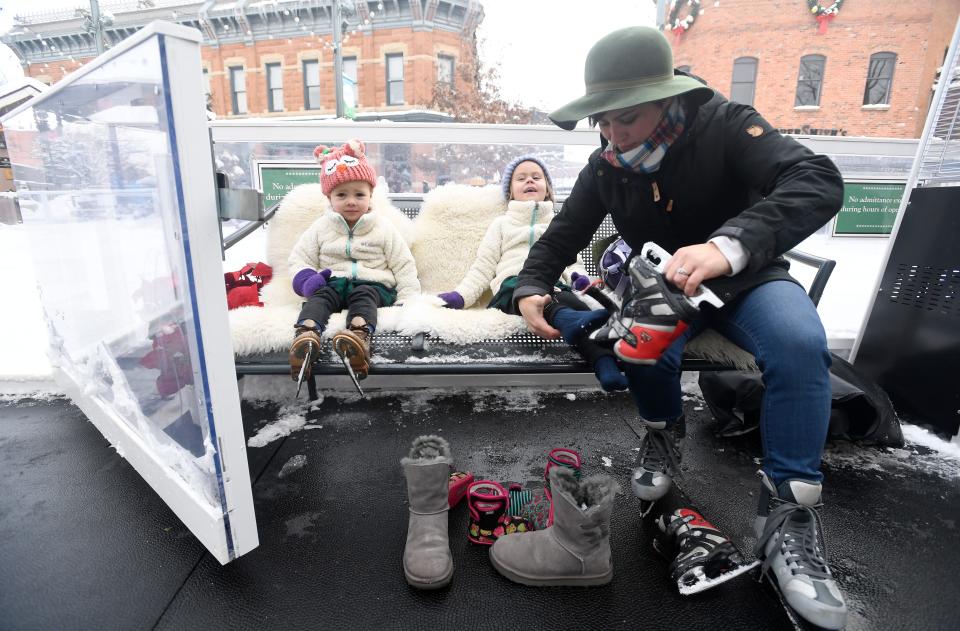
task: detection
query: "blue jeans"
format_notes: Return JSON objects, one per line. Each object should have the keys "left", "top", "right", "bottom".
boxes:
{"left": 622, "top": 280, "right": 832, "bottom": 486}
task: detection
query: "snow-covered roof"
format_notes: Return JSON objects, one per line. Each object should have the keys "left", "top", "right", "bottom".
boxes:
{"left": 0, "top": 76, "right": 44, "bottom": 116}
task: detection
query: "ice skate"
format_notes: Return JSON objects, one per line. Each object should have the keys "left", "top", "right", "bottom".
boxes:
{"left": 331, "top": 318, "right": 372, "bottom": 391}
{"left": 590, "top": 242, "right": 723, "bottom": 364}
{"left": 754, "top": 471, "right": 848, "bottom": 630}
{"left": 650, "top": 487, "right": 759, "bottom": 595}
{"left": 632, "top": 415, "right": 685, "bottom": 502}
{"left": 289, "top": 327, "right": 322, "bottom": 382}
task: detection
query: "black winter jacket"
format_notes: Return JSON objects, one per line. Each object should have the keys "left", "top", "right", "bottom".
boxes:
{"left": 514, "top": 89, "right": 844, "bottom": 306}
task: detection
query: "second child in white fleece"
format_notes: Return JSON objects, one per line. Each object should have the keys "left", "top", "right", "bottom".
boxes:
{"left": 437, "top": 156, "right": 626, "bottom": 392}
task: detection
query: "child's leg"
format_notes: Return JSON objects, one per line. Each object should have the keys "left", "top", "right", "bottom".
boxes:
{"left": 544, "top": 291, "right": 610, "bottom": 344}
{"left": 343, "top": 284, "right": 383, "bottom": 331}
{"left": 296, "top": 286, "right": 342, "bottom": 332}
{"left": 331, "top": 285, "right": 384, "bottom": 379}
{"left": 290, "top": 287, "right": 344, "bottom": 380}
{"left": 546, "top": 291, "right": 626, "bottom": 392}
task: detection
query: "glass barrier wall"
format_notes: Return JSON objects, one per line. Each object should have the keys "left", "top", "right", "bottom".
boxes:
{"left": 215, "top": 140, "right": 596, "bottom": 197}
{"left": 210, "top": 130, "right": 916, "bottom": 201}
{"left": 5, "top": 35, "right": 223, "bottom": 509}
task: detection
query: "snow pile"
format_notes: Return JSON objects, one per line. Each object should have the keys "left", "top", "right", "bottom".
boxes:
{"left": 247, "top": 403, "right": 309, "bottom": 448}
{"left": 823, "top": 423, "right": 960, "bottom": 480}
{"left": 0, "top": 382, "right": 63, "bottom": 402}
{"left": 278, "top": 454, "right": 308, "bottom": 478}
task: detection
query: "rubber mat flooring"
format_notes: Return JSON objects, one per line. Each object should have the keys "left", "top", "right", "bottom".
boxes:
{"left": 1, "top": 388, "right": 957, "bottom": 631}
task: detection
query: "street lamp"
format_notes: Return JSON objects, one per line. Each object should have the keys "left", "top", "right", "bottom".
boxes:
{"left": 77, "top": 0, "right": 114, "bottom": 55}
{"left": 331, "top": 1, "right": 383, "bottom": 118}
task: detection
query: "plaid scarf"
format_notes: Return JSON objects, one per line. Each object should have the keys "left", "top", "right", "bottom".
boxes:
{"left": 601, "top": 99, "right": 686, "bottom": 174}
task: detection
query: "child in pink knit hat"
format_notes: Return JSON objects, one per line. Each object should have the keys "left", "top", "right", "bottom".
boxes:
{"left": 288, "top": 139, "right": 420, "bottom": 382}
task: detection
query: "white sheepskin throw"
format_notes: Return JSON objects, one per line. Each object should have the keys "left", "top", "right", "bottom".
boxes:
{"left": 411, "top": 184, "right": 505, "bottom": 293}
{"left": 406, "top": 184, "right": 528, "bottom": 343}
{"left": 685, "top": 330, "right": 758, "bottom": 371}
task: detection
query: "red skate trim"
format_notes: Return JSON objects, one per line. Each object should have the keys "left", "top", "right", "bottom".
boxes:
{"left": 614, "top": 321, "right": 689, "bottom": 364}
{"left": 678, "top": 508, "right": 719, "bottom": 531}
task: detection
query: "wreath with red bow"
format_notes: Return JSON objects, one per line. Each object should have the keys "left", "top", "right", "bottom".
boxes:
{"left": 807, "top": 1, "right": 844, "bottom": 34}
{"left": 667, "top": 0, "right": 701, "bottom": 37}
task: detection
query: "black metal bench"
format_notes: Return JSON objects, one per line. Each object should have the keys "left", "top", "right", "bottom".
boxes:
{"left": 229, "top": 195, "right": 836, "bottom": 400}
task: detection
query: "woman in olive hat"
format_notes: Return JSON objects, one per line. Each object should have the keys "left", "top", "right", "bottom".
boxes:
{"left": 505, "top": 26, "right": 848, "bottom": 630}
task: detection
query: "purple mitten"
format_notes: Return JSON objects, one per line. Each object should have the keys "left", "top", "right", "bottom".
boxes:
{"left": 571, "top": 272, "right": 591, "bottom": 292}
{"left": 293, "top": 268, "right": 332, "bottom": 297}
{"left": 438, "top": 291, "right": 464, "bottom": 310}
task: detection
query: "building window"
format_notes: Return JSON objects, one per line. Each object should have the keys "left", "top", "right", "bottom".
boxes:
{"left": 229, "top": 66, "right": 247, "bottom": 115}
{"left": 864, "top": 52, "right": 896, "bottom": 105}
{"left": 343, "top": 56, "right": 358, "bottom": 82}
{"left": 386, "top": 53, "right": 404, "bottom": 105}
{"left": 342, "top": 56, "right": 358, "bottom": 106}
{"left": 202, "top": 68, "right": 211, "bottom": 97}
{"left": 303, "top": 59, "right": 320, "bottom": 110}
{"left": 730, "top": 57, "right": 757, "bottom": 106}
{"left": 795, "top": 54, "right": 825, "bottom": 106}
{"left": 437, "top": 54, "right": 455, "bottom": 84}
{"left": 266, "top": 62, "right": 283, "bottom": 112}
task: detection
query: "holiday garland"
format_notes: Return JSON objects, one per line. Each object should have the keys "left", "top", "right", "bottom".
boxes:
{"left": 807, "top": 1, "right": 844, "bottom": 34}
{"left": 668, "top": 0, "right": 701, "bottom": 36}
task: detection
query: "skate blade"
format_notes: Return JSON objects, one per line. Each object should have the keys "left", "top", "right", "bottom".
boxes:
{"left": 757, "top": 573, "right": 835, "bottom": 631}
{"left": 337, "top": 351, "right": 365, "bottom": 397}
{"left": 295, "top": 342, "right": 314, "bottom": 398}
{"left": 677, "top": 559, "right": 760, "bottom": 596}
{"left": 638, "top": 499, "right": 657, "bottom": 518}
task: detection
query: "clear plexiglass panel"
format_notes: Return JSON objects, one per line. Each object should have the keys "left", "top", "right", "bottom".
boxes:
{"left": 3, "top": 24, "right": 256, "bottom": 563}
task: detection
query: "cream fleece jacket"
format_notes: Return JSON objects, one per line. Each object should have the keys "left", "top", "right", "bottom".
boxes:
{"left": 454, "top": 200, "right": 587, "bottom": 308}
{"left": 288, "top": 210, "right": 420, "bottom": 300}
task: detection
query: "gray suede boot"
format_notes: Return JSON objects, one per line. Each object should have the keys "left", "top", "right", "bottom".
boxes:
{"left": 401, "top": 435, "right": 454, "bottom": 589}
{"left": 489, "top": 467, "right": 619, "bottom": 586}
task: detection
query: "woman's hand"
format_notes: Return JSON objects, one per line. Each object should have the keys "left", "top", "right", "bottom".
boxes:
{"left": 518, "top": 295, "right": 561, "bottom": 339}
{"left": 664, "top": 243, "right": 732, "bottom": 297}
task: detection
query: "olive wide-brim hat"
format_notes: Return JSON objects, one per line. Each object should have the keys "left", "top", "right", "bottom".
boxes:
{"left": 549, "top": 26, "right": 714, "bottom": 130}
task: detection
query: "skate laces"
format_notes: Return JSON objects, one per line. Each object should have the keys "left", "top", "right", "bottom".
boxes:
{"left": 638, "top": 424, "right": 682, "bottom": 476}
{"left": 758, "top": 499, "right": 831, "bottom": 580}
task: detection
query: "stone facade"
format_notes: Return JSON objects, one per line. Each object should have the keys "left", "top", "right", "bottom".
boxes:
{"left": 2, "top": 0, "right": 483, "bottom": 120}
{"left": 665, "top": 0, "right": 960, "bottom": 138}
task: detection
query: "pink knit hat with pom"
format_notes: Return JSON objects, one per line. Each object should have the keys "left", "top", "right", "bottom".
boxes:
{"left": 314, "top": 139, "right": 378, "bottom": 196}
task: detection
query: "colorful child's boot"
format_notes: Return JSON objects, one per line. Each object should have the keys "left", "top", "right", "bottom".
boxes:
{"left": 448, "top": 471, "right": 474, "bottom": 508}
{"left": 331, "top": 317, "right": 373, "bottom": 379}
{"left": 289, "top": 326, "right": 323, "bottom": 380}
{"left": 467, "top": 480, "right": 509, "bottom": 545}
{"left": 543, "top": 448, "right": 583, "bottom": 527}
{"left": 512, "top": 448, "right": 583, "bottom": 530}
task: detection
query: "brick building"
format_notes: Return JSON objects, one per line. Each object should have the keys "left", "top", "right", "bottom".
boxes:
{"left": 1, "top": 0, "right": 484, "bottom": 121}
{"left": 659, "top": 0, "right": 960, "bottom": 138}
